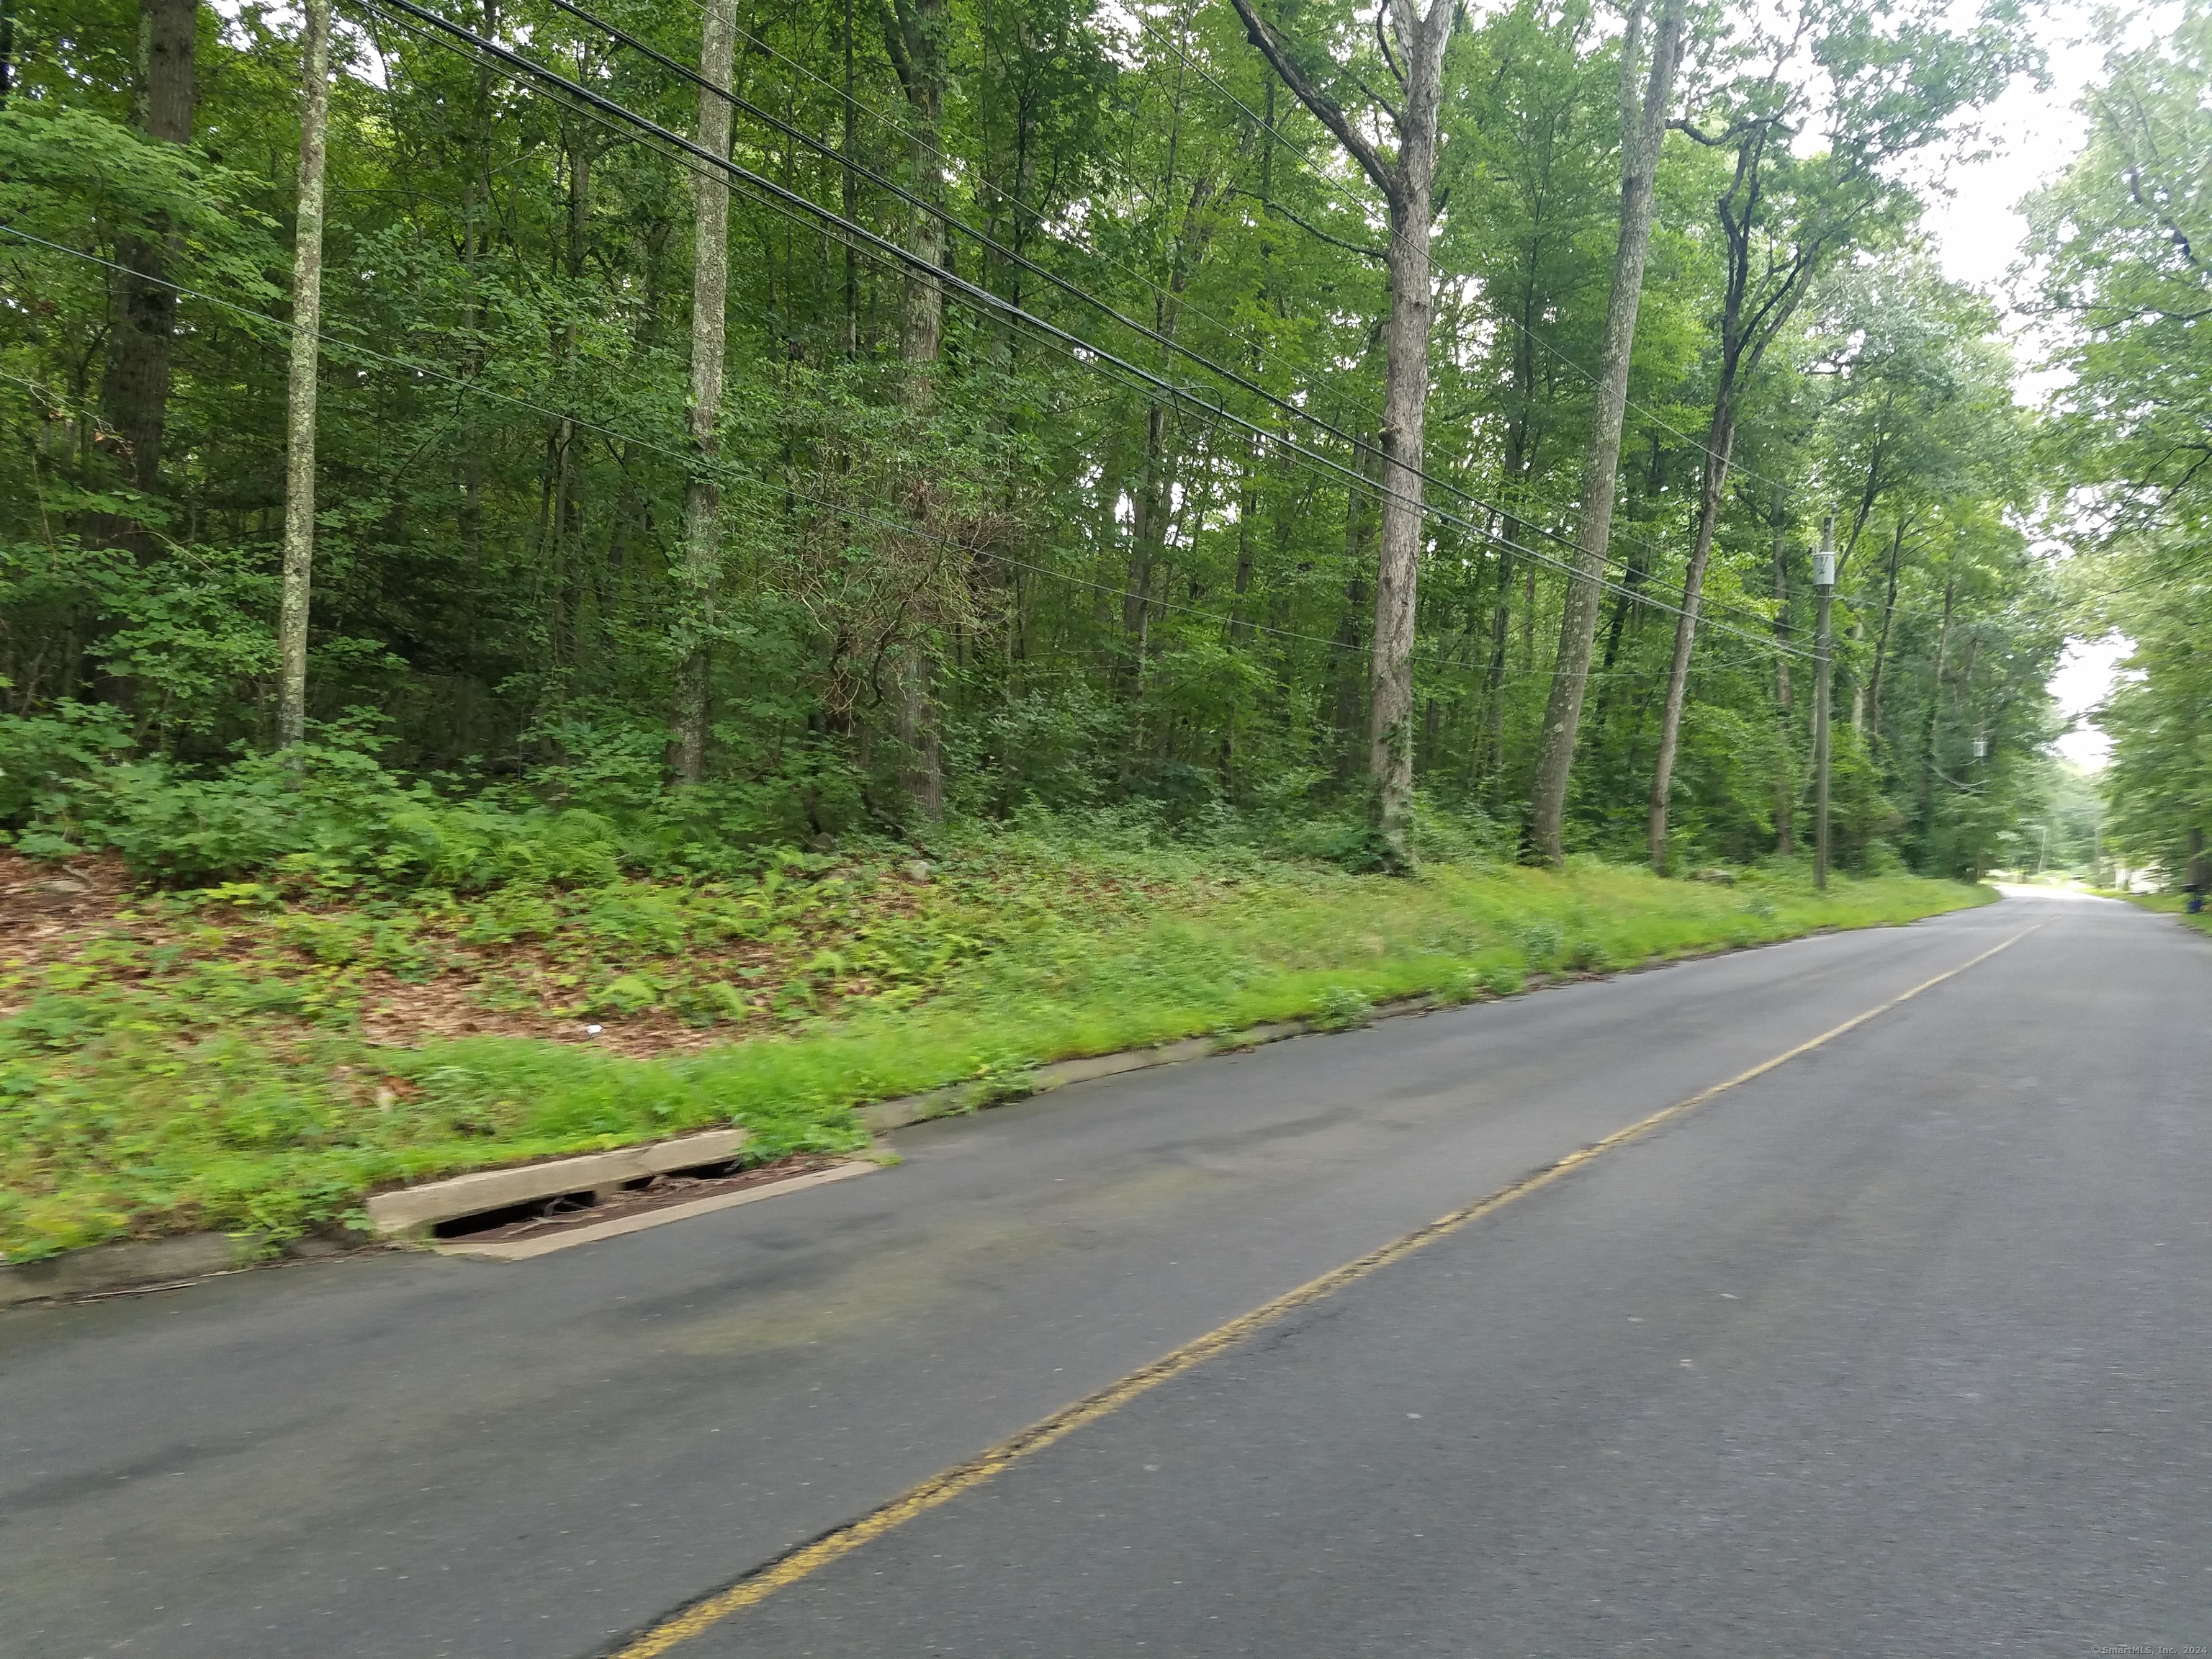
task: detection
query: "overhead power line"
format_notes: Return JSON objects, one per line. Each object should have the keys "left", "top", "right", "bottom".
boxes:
{"left": 534, "top": 0, "right": 1779, "bottom": 637}
{"left": 369, "top": 0, "right": 1792, "bottom": 650}
{"left": 601, "top": 0, "right": 1793, "bottom": 643}
{"left": 6, "top": 222, "right": 1784, "bottom": 688}
{"left": 1131, "top": 10, "right": 1809, "bottom": 503}
{"left": 1135, "top": 9, "right": 1992, "bottom": 639}
{"left": 356, "top": 0, "right": 1813, "bottom": 662}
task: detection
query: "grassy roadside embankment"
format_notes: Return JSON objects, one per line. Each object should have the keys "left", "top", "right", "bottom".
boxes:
{"left": 1, "top": 835, "right": 1991, "bottom": 1263}
{"left": 2110, "top": 889, "right": 2212, "bottom": 938}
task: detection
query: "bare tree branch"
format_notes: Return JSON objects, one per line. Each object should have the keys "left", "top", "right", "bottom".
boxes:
{"left": 1224, "top": 0, "right": 1398, "bottom": 204}
{"left": 1231, "top": 188, "right": 1388, "bottom": 260}
{"left": 2123, "top": 165, "right": 2207, "bottom": 273}
{"left": 873, "top": 0, "right": 913, "bottom": 96}
{"left": 1375, "top": 0, "right": 1407, "bottom": 87}
{"left": 1350, "top": 66, "right": 1407, "bottom": 128}
{"left": 1671, "top": 113, "right": 1792, "bottom": 148}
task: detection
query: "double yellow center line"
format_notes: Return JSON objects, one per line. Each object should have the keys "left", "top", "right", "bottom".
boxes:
{"left": 607, "top": 922, "right": 2041, "bottom": 1657}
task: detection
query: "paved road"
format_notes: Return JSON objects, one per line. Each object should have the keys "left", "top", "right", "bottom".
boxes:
{"left": 5, "top": 891, "right": 2208, "bottom": 1658}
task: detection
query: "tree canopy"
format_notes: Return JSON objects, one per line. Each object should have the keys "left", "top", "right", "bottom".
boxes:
{"left": 0, "top": 0, "right": 2085, "bottom": 881}
{"left": 2029, "top": 0, "right": 2212, "bottom": 881}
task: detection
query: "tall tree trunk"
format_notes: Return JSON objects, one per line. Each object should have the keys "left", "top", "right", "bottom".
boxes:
{"left": 1333, "top": 447, "right": 1378, "bottom": 778}
{"left": 94, "top": 0, "right": 196, "bottom": 549}
{"left": 1866, "top": 519, "right": 1905, "bottom": 757}
{"left": 1231, "top": 436, "right": 1257, "bottom": 647}
{"left": 884, "top": 0, "right": 949, "bottom": 819}
{"left": 1916, "top": 567, "right": 1956, "bottom": 847}
{"left": 275, "top": 0, "right": 331, "bottom": 750}
{"left": 1230, "top": 0, "right": 1456, "bottom": 872}
{"left": 1525, "top": 0, "right": 1685, "bottom": 863}
{"left": 841, "top": 0, "right": 858, "bottom": 358}
{"left": 1475, "top": 534, "right": 1515, "bottom": 789}
{"left": 1848, "top": 616, "right": 1866, "bottom": 732}
{"left": 891, "top": 0, "right": 947, "bottom": 377}
{"left": 453, "top": 0, "right": 495, "bottom": 753}
{"left": 1125, "top": 400, "right": 1169, "bottom": 660}
{"left": 1770, "top": 487, "right": 1793, "bottom": 855}
{"left": 1121, "top": 22, "right": 1217, "bottom": 678}
{"left": 552, "top": 118, "right": 593, "bottom": 679}
{"left": 1120, "top": 146, "right": 1215, "bottom": 690}
{"left": 1645, "top": 403, "right": 1734, "bottom": 870}
{"left": 670, "top": 0, "right": 736, "bottom": 783}
{"left": 1644, "top": 109, "right": 1828, "bottom": 872}
{"left": 894, "top": 639, "right": 943, "bottom": 818}
{"left": 1475, "top": 321, "right": 1537, "bottom": 791}
{"left": 1369, "top": 171, "right": 1436, "bottom": 866}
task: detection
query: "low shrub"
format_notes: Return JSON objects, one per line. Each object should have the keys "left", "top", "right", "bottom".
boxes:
{"left": 0, "top": 701, "right": 134, "bottom": 841}
{"left": 0, "top": 713, "right": 848, "bottom": 893}
{"left": 1310, "top": 986, "right": 1376, "bottom": 1030}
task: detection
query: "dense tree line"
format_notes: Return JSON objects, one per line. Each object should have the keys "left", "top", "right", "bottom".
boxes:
{"left": 2031, "top": 1, "right": 2212, "bottom": 884}
{"left": 1, "top": 0, "right": 2071, "bottom": 877}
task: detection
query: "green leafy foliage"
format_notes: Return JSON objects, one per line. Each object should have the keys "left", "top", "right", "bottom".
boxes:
{"left": 2026, "top": 3, "right": 2212, "bottom": 883}
{"left": 0, "top": 0, "right": 2060, "bottom": 881}
{"left": 0, "top": 103, "right": 282, "bottom": 299}
{"left": 2, "top": 714, "right": 868, "bottom": 888}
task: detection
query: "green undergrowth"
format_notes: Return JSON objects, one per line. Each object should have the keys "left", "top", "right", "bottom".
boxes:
{"left": 1, "top": 832, "right": 1990, "bottom": 1264}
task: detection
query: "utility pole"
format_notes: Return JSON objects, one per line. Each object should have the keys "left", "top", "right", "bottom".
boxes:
{"left": 1812, "top": 513, "right": 1835, "bottom": 891}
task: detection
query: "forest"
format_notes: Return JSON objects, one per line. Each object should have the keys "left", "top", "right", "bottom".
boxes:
{"left": 4, "top": 0, "right": 2206, "bottom": 1258}
{"left": 0, "top": 0, "right": 2084, "bottom": 880}
{"left": 2031, "top": 1, "right": 2212, "bottom": 882}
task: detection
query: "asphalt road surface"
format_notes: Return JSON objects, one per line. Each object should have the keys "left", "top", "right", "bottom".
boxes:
{"left": 6, "top": 889, "right": 2208, "bottom": 1658}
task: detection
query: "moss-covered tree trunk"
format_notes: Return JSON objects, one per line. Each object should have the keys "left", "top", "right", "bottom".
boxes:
{"left": 1526, "top": 0, "right": 1686, "bottom": 864}
{"left": 670, "top": 0, "right": 737, "bottom": 783}
{"left": 275, "top": 0, "right": 331, "bottom": 749}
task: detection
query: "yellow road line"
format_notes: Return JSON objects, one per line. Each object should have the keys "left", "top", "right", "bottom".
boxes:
{"left": 606, "top": 922, "right": 2042, "bottom": 1658}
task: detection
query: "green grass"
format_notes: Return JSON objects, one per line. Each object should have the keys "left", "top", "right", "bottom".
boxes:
{"left": 0, "top": 835, "right": 1990, "bottom": 1264}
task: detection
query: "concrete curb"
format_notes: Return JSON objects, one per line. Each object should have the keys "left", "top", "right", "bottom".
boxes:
{"left": 1, "top": 1233, "right": 258, "bottom": 1309}
{"left": 432, "top": 1161, "right": 877, "bottom": 1262}
{"left": 855, "top": 1002, "right": 1439, "bottom": 1133}
{"left": 363, "top": 1126, "right": 750, "bottom": 1239}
